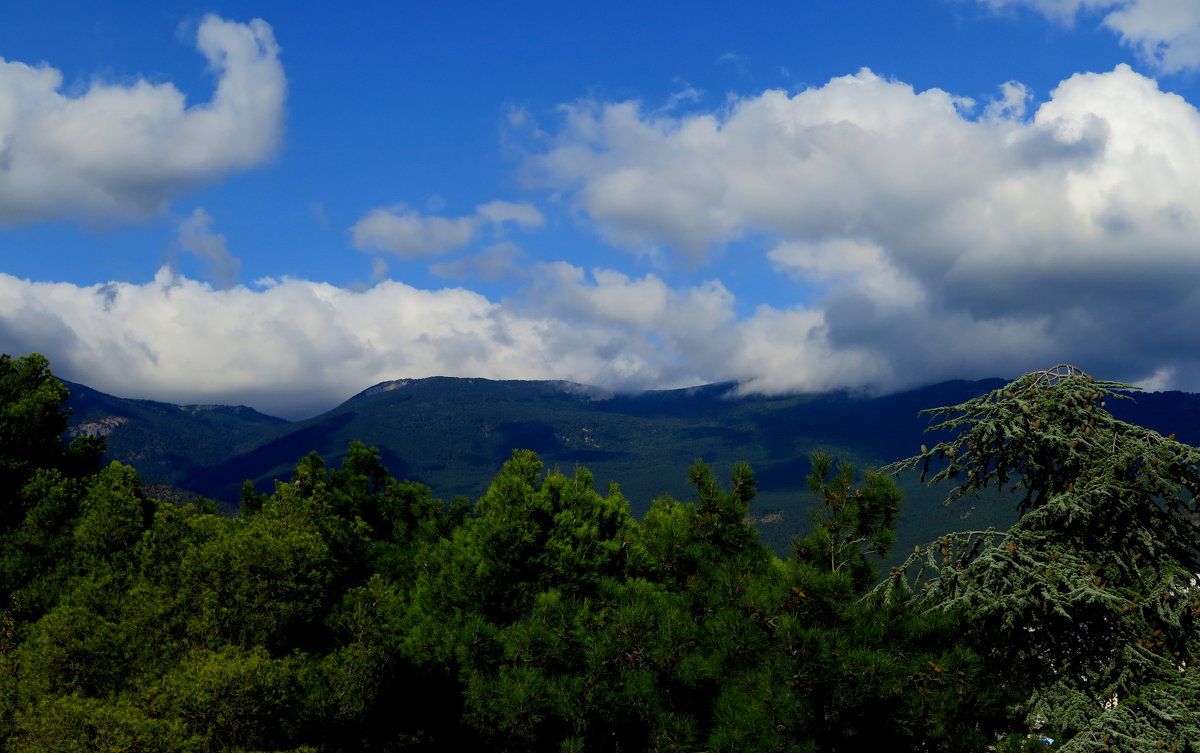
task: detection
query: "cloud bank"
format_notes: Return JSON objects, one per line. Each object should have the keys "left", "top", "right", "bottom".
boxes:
{"left": 0, "top": 259, "right": 902, "bottom": 419}
{"left": 0, "top": 15, "right": 285, "bottom": 224}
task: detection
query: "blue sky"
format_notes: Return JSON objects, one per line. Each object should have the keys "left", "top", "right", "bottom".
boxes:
{"left": 3, "top": 0, "right": 1200, "bottom": 417}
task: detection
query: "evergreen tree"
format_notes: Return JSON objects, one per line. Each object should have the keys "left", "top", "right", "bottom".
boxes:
{"left": 0, "top": 353, "right": 103, "bottom": 525}
{"left": 0, "top": 353, "right": 103, "bottom": 606}
{"left": 793, "top": 452, "right": 901, "bottom": 591}
{"left": 880, "top": 364, "right": 1200, "bottom": 751}
{"left": 0, "top": 353, "right": 70, "bottom": 516}
{"left": 699, "top": 455, "right": 1003, "bottom": 753}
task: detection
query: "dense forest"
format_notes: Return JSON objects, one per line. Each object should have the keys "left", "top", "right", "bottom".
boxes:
{"left": 3, "top": 353, "right": 1200, "bottom": 751}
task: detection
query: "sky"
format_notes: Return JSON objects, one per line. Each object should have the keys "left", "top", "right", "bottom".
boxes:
{"left": 3, "top": 0, "right": 1200, "bottom": 418}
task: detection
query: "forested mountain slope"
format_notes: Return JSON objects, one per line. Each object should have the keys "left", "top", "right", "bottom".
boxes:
{"left": 63, "top": 375, "right": 1200, "bottom": 556}
{"left": 62, "top": 380, "right": 287, "bottom": 483}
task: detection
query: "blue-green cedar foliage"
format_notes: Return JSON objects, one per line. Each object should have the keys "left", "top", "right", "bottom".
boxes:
{"left": 880, "top": 365, "right": 1200, "bottom": 751}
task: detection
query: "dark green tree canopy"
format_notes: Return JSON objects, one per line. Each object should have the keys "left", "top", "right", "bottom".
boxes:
{"left": 0, "top": 353, "right": 104, "bottom": 521}
{"left": 1, "top": 353, "right": 70, "bottom": 515}
{"left": 0, "top": 353, "right": 1022, "bottom": 752}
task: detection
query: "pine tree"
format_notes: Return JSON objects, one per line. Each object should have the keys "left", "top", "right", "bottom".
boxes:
{"left": 879, "top": 365, "right": 1200, "bottom": 751}
{"left": 794, "top": 452, "right": 901, "bottom": 592}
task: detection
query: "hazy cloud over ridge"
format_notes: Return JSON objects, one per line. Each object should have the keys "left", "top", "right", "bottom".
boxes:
{"left": 0, "top": 15, "right": 285, "bottom": 224}
{"left": 0, "top": 263, "right": 886, "bottom": 419}
{"left": 0, "top": 270, "right": 579, "bottom": 418}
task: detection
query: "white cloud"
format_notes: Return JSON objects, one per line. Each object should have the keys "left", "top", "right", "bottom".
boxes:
{"left": 522, "top": 261, "right": 894, "bottom": 395}
{"left": 475, "top": 200, "right": 544, "bottom": 227}
{"left": 350, "top": 200, "right": 544, "bottom": 260}
{"left": 1103, "top": 0, "right": 1200, "bottom": 73}
{"left": 431, "top": 242, "right": 527, "bottom": 282}
{"left": 1136, "top": 365, "right": 1176, "bottom": 391}
{"left": 979, "top": 0, "right": 1200, "bottom": 73}
{"left": 5, "top": 247, "right": 1195, "bottom": 422}
{"left": 370, "top": 257, "right": 389, "bottom": 282}
{"left": 174, "top": 208, "right": 240, "bottom": 288}
{"left": 529, "top": 263, "right": 731, "bottom": 331}
{"left": 528, "top": 69, "right": 987, "bottom": 257}
{"left": 767, "top": 239, "right": 923, "bottom": 307}
{"left": 350, "top": 205, "right": 481, "bottom": 258}
{"left": 984, "top": 80, "right": 1033, "bottom": 121}
{"left": 0, "top": 15, "right": 285, "bottom": 224}
{"left": 523, "top": 65, "right": 1200, "bottom": 393}
{"left": 978, "top": 0, "right": 1092, "bottom": 23}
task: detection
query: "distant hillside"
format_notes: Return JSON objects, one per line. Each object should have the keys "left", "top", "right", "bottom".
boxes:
{"left": 62, "top": 376, "right": 1200, "bottom": 557}
{"left": 63, "top": 380, "right": 287, "bottom": 486}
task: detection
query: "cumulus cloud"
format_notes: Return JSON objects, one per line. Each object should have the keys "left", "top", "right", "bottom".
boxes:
{"left": 174, "top": 208, "right": 240, "bottom": 288}
{"left": 523, "top": 65, "right": 1200, "bottom": 393}
{"left": 767, "top": 239, "right": 923, "bottom": 307}
{"left": 520, "top": 262, "right": 889, "bottom": 394}
{"left": 528, "top": 263, "right": 733, "bottom": 334}
{"left": 527, "top": 71, "right": 987, "bottom": 257}
{"left": 349, "top": 200, "right": 543, "bottom": 259}
{"left": 979, "top": 0, "right": 1200, "bottom": 73}
{"left": 1103, "top": 0, "right": 1200, "bottom": 73}
{"left": 0, "top": 15, "right": 285, "bottom": 224}
{"left": 984, "top": 80, "right": 1033, "bottom": 121}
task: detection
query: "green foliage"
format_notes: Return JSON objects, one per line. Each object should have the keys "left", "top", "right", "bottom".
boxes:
{"left": 83, "top": 370, "right": 1025, "bottom": 557}
{"left": 0, "top": 469, "right": 84, "bottom": 613}
{"left": 74, "top": 463, "right": 151, "bottom": 566}
{"left": 8, "top": 693, "right": 193, "bottom": 753}
{"left": 881, "top": 364, "right": 1200, "bottom": 750}
{"left": 0, "top": 354, "right": 70, "bottom": 510}
{"left": 0, "top": 354, "right": 106, "bottom": 621}
{"left": 794, "top": 452, "right": 901, "bottom": 591}
{"left": 0, "top": 354, "right": 104, "bottom": 518}
{"left": 393, "top": 451, "right": 999, "bottom": 752}
{"left": 176, "top": 497, "right": 337, "bottom": 651}
{"left": 1, "top": 353, "right": 1016, "bottom": 752}
{"left": 142, "top": 645, "right": 304, "bottom": 752}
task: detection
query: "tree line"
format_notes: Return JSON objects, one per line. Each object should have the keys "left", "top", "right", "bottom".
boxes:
{"left": 1, "top": 354, "right": 1198, "bottom": 751}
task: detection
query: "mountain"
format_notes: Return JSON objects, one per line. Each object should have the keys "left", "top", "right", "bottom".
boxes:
{"left": 62, "top": 380, "right": 287, "bottom": 488}
{"left": 62, "top": 375, "right": 1200, "bottom": 557}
